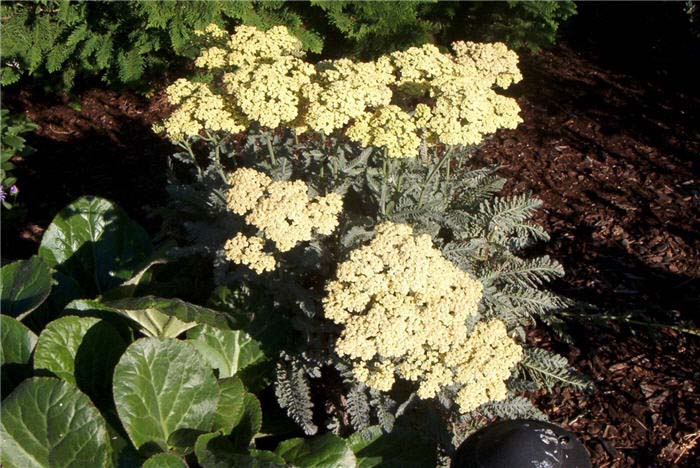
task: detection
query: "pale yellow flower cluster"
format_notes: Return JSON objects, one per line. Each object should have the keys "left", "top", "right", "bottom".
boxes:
{"left": 224, "top": 25, "right": 304, "bottom": 68}
{"left": 389, "top": 44, "right": 454, "bottom": 89}
{"left": 324, "top": 222, "right": 521, "bottom": 411}
{"left": 195, "top": 46, "right": 228, "bottom": 69}
{"left": 225, "top": 168, "right": 343, "bottom": 253}
{"left": 387, "top": 42, "right": 524, "bottom": 147}
{"left": 451, "top": 319, "right": 523, "bottom": 413}
{"left": 162, "top": 79, "right": 244, "bottom": 141}
{"left": 194, "top": 23, "right": 228, "bottom": 39}
{"left": 452, "top": 41, "right": 523, "bottom": 89}
{"left": 346, "top": 105, "right": 420, "bottom": 158}
{"left": 224, "top": 233, "right": 276, "bottom": 274}
{"left": 302, "top": 58, "right": 395, "bottom": 135}
{"left": 162, "top": 24, "right": 524, "bottom": 153}
{"left": 224, "top": 56, "right": 315, "bottom": 129}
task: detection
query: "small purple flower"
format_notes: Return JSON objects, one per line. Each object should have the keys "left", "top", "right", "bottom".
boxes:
{"left": 9, "top": 185, "right": 18, "bottom": 195}
{"left": 0, "top": 186, "right": 5, "bottom": 202}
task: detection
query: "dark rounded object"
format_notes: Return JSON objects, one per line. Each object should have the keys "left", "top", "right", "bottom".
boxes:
{"left": 451, "top": 419, "right": 591, "bottom": 468}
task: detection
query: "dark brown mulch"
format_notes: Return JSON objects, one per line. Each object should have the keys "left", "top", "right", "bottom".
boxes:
{"left": 2, "top": 88, "right": 175, "bottom": 259}
{"left": 473, "top": 43, "right": 700, "bottom": 466}
{"left": 3, "top": 34, "right": 699, "bottom": 468}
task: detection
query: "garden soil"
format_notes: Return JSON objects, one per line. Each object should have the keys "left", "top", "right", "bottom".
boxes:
{"left": 3, "top": 25, "right": 699, "bottom": 468}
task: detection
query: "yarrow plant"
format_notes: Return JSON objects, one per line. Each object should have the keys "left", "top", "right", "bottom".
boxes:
{"left": 155, "top": 24, "right": 590, "bottom": 463}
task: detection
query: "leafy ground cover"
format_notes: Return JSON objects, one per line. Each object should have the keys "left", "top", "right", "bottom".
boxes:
{"left": 2, "top": 5, "right": 699, "bottom": 465}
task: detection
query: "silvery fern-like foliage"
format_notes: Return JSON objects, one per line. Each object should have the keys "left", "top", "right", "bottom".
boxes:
{"left": 275, "top": 354, "right": 318, "bottom": 436}
{"left": 518, "top": 348, "right": 592, "bottom": 392}
{"left": 159, "top": 129, "right": 591, "bottom": 458}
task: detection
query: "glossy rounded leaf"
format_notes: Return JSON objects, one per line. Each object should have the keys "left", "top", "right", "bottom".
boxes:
{"left": 348, "top": 426, "right": 436, "bottom": 468}
{"left": 33, "top": 316, "right": 126, "bottom": 404}
{"left": 142, "top": 453, "right": 187, "bottom": 468}
{"left": 187, "top": 324, "right": 266, "bottom": 378}
{"left": 195, "top": 432, "right": 285, "bottom": 468}
{"left": 229, "top": 393, "right": 263, "bottom": 451}
{"left": 275, "top": 433, "right": 356, "bottom": 468}
{"left": 212, "top": 377, "right": 246, "bottom": 435}
{"left": 0, "top": 256, "right": 51, "bottom": 319}
{"left": 1, "top": 314, "right": 38, "bottom": 366}
{"left": 104, "top": 296, "right": 236, "bottom": 338}
{"left": 38, "top": 196, "right": 151, "bottom": 296}
{"left": 113, "top": 338, "right": 219, "bottom": 451}
{"left": 0, "top": 377, "right": 112, "bottom": 468}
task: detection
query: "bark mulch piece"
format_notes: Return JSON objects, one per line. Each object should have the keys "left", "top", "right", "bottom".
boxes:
{"left": 473, "top": 42, "right": 700, "bottom": 466}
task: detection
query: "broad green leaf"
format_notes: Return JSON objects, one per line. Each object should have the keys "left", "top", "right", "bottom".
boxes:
{"left": 104, "top": 296, "right": 236, "bottom": 338}
{"left": 0, "top": 315, "right": 38, "bottom": 365}
{"left": 275, "top": 433, "right": 356, "bottom": 468}
{"left": 113, "top": 338, "right": 219, "bottom": 451}
{"left": 230, "top": 393, "right": 263, "bottom": 451}
{"left": 100, "top": 257, "right": 168, "bottom": 300}
{"left": 38, "top": 196, "right": 152, "bottom": 296}
{"left": 187, "top": 324, "right": 266, "bottom": 378}
{"left": 195, "top": 432, "right": 285, "bottom": 468}
{"left": 62, "top": 299, "right": 134, "bottom": 342}
{"left": 33, "top": 316, "right": 125, "bottom": 405}
{"left": 348, "top": 426, "right": 436, "bottom": 468}
{"left": 0, "top": 256, "right": 51, "bottom": 319}
{"left": 0, "top": 377, "right": 112, "bottom": 468}
{"left": 143, "top": 453, "right": 187, "bottom": 468}
{"left": 213, "top": 377, "right": 245, "bottom": 435}
{"left": 0, "top": 315, "right": 38, "bottom": 396}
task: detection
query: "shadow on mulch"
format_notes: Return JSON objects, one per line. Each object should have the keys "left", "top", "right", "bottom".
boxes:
{"left": 1, "top": 88, "right": 175, "bottom": 260}
{"left": 473, "top": 40, "right": 700, "bottom": 466}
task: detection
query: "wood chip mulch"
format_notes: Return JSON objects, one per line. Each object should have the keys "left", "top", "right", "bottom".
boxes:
{"left": 3, "top": 35, "right": 699, "bottom": 468}
{"left": 473, "top": 43, "right": 700, "bottom": 467}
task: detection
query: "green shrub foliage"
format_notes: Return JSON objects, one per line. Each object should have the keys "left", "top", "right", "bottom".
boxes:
{"left": 1, "top": 196, "right": 434, "bottom": 467}
{"left": 0, "top": 110, "right": 37, "bottom": 208}
{"left": 0, "top": 0, "right": 576, "bottom": 89}
{"left": 150, "top": 24, "right": 591, "bottom": 462}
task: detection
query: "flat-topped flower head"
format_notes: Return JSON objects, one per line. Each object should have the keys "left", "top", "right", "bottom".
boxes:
{"left": 225, "top": 25, "right": 304, "bottom": 67}
{"left": 224, "top": 56, "right": 315, "bottom": 129}
{"left": 224, "top": 233, "right": 276, "bottom": 273}
{"left": 225, "top": 168, "right": 343, "bottom": 253}
{"left": 346, "top": 105, "right": 421, "bottom": 158}
{"left": 302, "top": 58, "right": 395, "bottom": 135}
{"left": 323, "top": 222, "right": 518, "bottom": 407}
{"left": 162, "top": 79, "right": 244, "bottom": 140}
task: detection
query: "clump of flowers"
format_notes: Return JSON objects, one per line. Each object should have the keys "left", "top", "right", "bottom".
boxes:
{"left": 161, "top": 78, "right": 244, "bottom": 140}
{"left": 225, "top": 168, "right": 343, "bottom": 254}
{"left": 323, "top": 222, "right": 521, "bottom": 412}
{"left": 223, "top": 56, "right": 315, "bottom": 129}
{"left": 224, "top": 233, "right": 276, "bottom": 274}
{"left": 346, "top": 105, "right": 421, "bottom": 158}
{"left": 301, "top": 58, "right": 395, "bottom": 135}
{"left": 160, "top": 24, "right": 523, "bottom": 156}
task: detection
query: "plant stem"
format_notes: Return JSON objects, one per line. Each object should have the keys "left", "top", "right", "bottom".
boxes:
{"left": 417, "top": 145, "right": 452, "bottom": 208}
{"left": 380, "top": 151, "right": 388, "bottom": 216}
{"left": 266, "top": 132, "right": 276, "bottom": 165}
{"left": 179, "top": 141, "right": 202, "bottom": 179}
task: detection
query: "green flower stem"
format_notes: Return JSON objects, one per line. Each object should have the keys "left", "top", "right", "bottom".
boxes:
{"left": 205, "top": 130, "right": 227, "bottom": 182}
{"left": 266, "top": 132, "right": 276, "bottom": 165}
{"left": 445, "top": 151, "right": 451, "bottom": 180}
{"left": 418, "top": 145, "right": 453, "bottom": 208}
{"left": 380, "top": 149, "right": 389, "bottom": 215}
{"left": 178, "top": 140, "right": 202, "bottom": 179}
